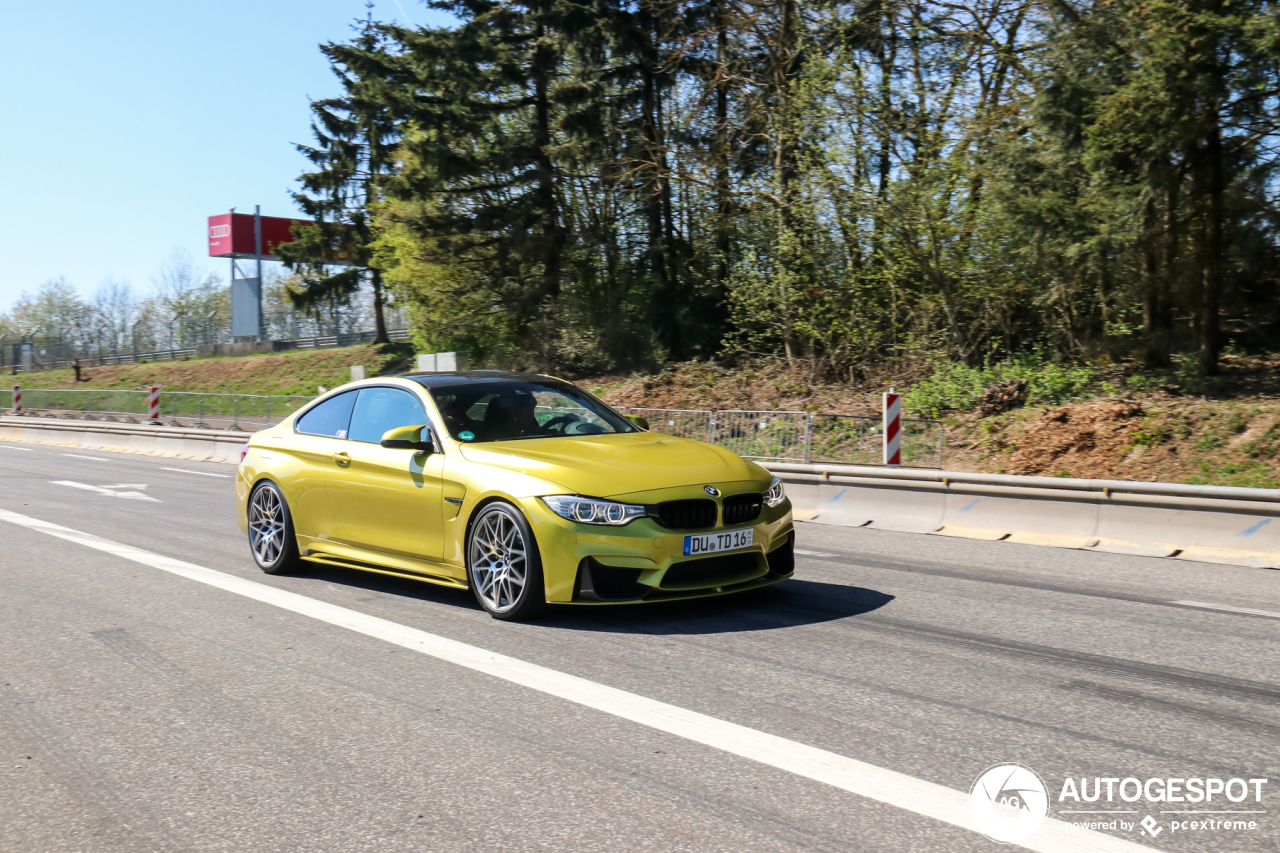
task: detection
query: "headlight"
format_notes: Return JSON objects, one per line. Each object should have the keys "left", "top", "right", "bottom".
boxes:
{"left": 542, "top": 495, "right": 646, "bottom": 526}
{"left": 764, "top": 476, "right": 786, "bottom": 507}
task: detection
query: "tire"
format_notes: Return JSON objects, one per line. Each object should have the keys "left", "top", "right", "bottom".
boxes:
{"left": 466, "top": 502, "right": 547, "bottom": 621}
{"left": 247, "top": 480, "right": 301, "bottom": 575}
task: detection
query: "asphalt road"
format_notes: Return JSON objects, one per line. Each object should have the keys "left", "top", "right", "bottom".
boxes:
{"left": 1, "top": 441, "right": 1277, "bottom": 853}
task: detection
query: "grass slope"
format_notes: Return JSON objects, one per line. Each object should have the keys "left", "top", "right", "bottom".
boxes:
{"left": 16, "top": 347, "right": 1280, "bottom": 487}
{"left": 18, "top": 344, "right": 414, "bottom": 398}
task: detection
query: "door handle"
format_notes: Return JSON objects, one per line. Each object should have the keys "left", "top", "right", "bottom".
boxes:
{"left": 333, "top": 451, "right": 351, "bottom": 466}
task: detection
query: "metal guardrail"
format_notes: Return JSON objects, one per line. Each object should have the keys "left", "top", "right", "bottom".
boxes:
{"left": 0, "top": 388, "right": 945, "bottom": 466}
{"left": 763, "top": 462, "right": 1280, "bottom": 504}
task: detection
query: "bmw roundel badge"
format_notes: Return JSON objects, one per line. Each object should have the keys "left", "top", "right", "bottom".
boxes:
{"left": 704, "top": 486, "right": 720, "bottom": 496}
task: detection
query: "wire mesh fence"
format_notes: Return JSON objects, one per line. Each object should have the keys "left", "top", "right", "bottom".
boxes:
{"left": 0, "top": 388, "right": 313, "bottom": 431}
{"left": 0, "top": 387, "right": 944, "bottom": 466}
{"left": 807, "top": 414, "right": 944, "bottom": 467}
{"left": 708, "top": 410, "right": 812, "bottom": 462}
{"left": 627, "top": 408, "right": 714, "bottom": 442}
{"left": 1, "top": 329, "right": 412, "bottom": 373}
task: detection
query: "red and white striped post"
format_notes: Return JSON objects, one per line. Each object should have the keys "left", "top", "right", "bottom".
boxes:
{"left": 148, "top": 386, "right": 161, "bottom": 424}
{"left": 883, "top": 386, "right": 902, "bottom": 468}
{"left": 12, "top": 385, "right": 21, "bottom": 414}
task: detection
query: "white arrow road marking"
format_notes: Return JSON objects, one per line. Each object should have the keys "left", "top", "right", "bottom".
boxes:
{"left": 49, "top": 481, "right": 160, "bottom": 502}
{"left": 0, "top": 507, "right": 1167, "bottom": 853}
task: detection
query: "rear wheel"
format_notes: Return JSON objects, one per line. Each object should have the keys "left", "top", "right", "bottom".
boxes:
{"left": 248, "top": 481, "right": 301, "bottom": 575}
{"left": 467, "top": 502, "right": 546, "bottom": 621}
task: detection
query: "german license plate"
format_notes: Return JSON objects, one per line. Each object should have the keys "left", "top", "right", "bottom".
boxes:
{"left": 682, "top": 528, "right": 753, "bottom": 556}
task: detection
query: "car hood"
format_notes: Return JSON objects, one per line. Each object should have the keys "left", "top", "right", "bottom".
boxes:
{"left": 457, "top": 432, "right": 760, "bottom": 498}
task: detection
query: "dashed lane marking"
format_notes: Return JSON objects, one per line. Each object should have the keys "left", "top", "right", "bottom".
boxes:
{"left": 1173, "top": 600, "right": 1280, "bottom": 620}
{"left": 161, "top": 467, "right": 232, "bottom": 478}
{"left": 0, "top": 507, "right": 1162, "bottom": 853}
{"left": 61, "top": 453, "right": 115, "bottom": 462}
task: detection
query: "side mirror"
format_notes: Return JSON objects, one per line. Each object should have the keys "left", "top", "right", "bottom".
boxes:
{"left": 380, "top": 424, "right": 434, "bottom": 453}
{"left": 626, "top": 415, "right": 650, "bottom": 430}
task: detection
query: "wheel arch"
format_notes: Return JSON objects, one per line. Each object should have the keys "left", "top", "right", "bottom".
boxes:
{"left": 462, "top": 495, "right": 546, "bottom": 591}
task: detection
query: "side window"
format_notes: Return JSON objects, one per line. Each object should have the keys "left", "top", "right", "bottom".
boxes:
{"left": 348, "top": 387, "right": 429, "bottom": 444}
{"left": 296, "top": 391, "right": 357, "bottom": 438}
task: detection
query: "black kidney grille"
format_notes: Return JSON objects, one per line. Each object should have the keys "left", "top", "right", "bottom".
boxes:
{"left": 722, "top": 493, "right": 763, "bottom": 526}
{"left": 648, "top": 499, "right": 717, "bottom": 530}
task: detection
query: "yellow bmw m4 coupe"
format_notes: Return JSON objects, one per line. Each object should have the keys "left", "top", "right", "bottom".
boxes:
{"left": 236, "top": 371, "right": 795, "bottom": 620}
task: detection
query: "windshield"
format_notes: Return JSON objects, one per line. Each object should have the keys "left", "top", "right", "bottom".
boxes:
{"left": 428, "top": 380, "right": 637, "bottom": 443}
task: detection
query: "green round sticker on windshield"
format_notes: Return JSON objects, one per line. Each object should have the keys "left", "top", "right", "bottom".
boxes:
{"left": 459, "top": 431, "right": 475, "bottom": 441}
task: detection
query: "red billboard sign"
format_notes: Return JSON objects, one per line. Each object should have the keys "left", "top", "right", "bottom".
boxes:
{"left": 207, "top": 213, "right": 355, "bottom": 262}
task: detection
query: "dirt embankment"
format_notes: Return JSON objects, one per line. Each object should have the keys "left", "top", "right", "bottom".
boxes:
{"left": 945, "top": 398, "right": 1280, "bottom": 488}
{"left": 586, "top": 361, "right": 1280, "bottom": 489}
{"left": 592, "top": 363, "right": 883, "bottom": 415}
{"left": 17, "top": 350, "right": 1280, "bottom": 487}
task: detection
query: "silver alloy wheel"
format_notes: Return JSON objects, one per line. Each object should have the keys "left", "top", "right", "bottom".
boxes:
{"left": 249, "top": 485, "right": 285, "bottom": 566}
{"left": 469, "top": 509, "right": 528, "bottom": 613}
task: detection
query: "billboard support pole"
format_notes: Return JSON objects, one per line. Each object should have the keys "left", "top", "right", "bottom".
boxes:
{"left": 254, "top": 205, "right": 264, "bottom": 341}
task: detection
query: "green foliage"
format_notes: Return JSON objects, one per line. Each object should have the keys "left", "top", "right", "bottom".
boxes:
{"left": 1130, "top": 424, "right": 1171, "bottom": 447}
{"left": 252, "top": 0, "right": 1280, "bottom": 377}
{"left": 1186, "top": 461, "right": 1280, "bottom": 490}
{"left": 905, "top": 353, "right": 1098, "bottom": 418}
{"left": 1242, "top": 424, "right": 1280, "bottom": 459}
{"left": 277, "top": 6, "right": 398, "bottom": 342}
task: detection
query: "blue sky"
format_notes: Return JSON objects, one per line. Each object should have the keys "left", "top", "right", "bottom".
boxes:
{"left": 0, "top": 1, "right": 452, "bottom": 311}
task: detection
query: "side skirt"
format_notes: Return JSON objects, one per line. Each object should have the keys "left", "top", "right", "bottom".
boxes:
{"left": 300, "top": 552, "right": 469, "bottom": 591}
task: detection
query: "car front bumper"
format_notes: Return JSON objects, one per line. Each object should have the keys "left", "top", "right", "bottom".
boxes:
{"left": 521, "top": 491, "right": 795, "bottom": 604}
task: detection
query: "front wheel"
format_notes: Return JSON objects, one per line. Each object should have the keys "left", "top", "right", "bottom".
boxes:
{"left": 467, "top": 502, "right": 546, "bottom": 621}
{"left": 248, "top": 481, "right": 301, "bottom": 575}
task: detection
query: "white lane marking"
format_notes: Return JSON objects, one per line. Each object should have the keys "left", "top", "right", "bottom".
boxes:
{"left": 49, "top": 481, "right": 159, "bottom": 502}
{"left": 161, "top": 467, "right": 231, "bottom": 479}
{"left": 0, "top": 508, "right": 1160, "bottom": 853}
{"left": 62, "top": 453, "right": 114, "bottom": 462}
{"left": 795, "top": 549, "right": 839, "bottom": 557}
{"left": 1173, "top": 600, "right": 1280, "bottom": 620}
{"left": 0, "top": 444, "right": 33, "bottom": 451}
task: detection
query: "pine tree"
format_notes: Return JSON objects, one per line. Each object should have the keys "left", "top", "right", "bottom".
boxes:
{"left": 277, "top": 4, "right": 399, "bottom": 344}
{"left": 381, "top": 0, "right": 571, "bottom": 362}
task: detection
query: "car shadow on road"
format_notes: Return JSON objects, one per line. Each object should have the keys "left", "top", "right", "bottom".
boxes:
{"left": 537, "top": 579, "right": 894, "bottom": 635}
{"left": 293, "top": 566, "right": 892, "bottom": 635}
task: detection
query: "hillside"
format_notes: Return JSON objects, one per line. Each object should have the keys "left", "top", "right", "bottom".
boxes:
{"left": 588, "top": 355, "right": 1280, "bottom": 489}
{"left": 16, "top": 344, "right": 414, "bottom": 397}
{"left": 14, "top": 347, "right": 1280, "bottom": 488}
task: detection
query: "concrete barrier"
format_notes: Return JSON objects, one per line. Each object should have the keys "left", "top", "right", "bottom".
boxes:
{"left": 0, "top": 416, "right": 247, "bottom": 464}
{"left": 764, "top": 462, "right": 1280, "bottom": 570}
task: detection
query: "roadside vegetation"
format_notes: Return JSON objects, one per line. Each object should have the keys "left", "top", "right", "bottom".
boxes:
{"left": 15, "top": 344, "right": 413, "bottom": 398}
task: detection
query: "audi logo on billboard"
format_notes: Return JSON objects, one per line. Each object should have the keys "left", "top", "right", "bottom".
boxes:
{"left": 210, "top": 224, "right": 231, "bottom": 238}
